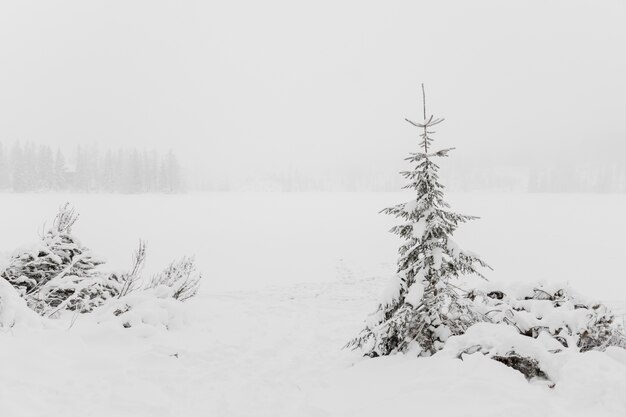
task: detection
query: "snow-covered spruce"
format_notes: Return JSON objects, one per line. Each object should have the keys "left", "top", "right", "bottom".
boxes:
{"left": 1, "top": 203, "right": 121, "bottom": 315}
{"left": 346, "top": 87, "right": 490, "bottom": 357}
{"left": 344, "top": 88, "right": 625, "bottom": 379}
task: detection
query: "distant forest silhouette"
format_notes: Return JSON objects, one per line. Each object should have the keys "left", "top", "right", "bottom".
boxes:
{"left": 0, "top": 142, "right": 183, "bottom": 193}
{"left": 1, "top": 141, "right": 624, "bottom": 194}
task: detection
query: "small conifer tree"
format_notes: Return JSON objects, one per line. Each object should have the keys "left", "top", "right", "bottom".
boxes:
{"left": 2, "top": 204, "right": 118, "bottom": 315}
{"left": 347, "top": 85, "right": 490, "bottom": 356}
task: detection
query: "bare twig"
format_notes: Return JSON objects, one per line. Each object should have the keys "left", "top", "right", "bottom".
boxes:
{"left": 118, "top": 240, "right": 147, "bottom": 298}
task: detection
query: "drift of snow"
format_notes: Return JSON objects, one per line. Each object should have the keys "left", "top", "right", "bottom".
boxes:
{"left": 0, "top": 277, "right": 43, "bottom": 330}
{"left": 93, "top": 286, "right": 188, "bottom": 334}
{"left": 1, "top": 274, "right": 624, "bottom": 416}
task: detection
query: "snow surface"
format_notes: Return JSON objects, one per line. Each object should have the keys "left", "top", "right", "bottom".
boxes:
{"left": 1, "top": 192, "right": 626, "bottom": 416}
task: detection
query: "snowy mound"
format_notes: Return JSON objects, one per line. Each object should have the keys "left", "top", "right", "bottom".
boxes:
{"left": 0, "top": 277, "right": 43, "bottom": 330}
{"left": 92, "top": 286, "right": 189, "bottom": 335}
{"left": 322, "top": 345, "right": 626, "bottom": 417}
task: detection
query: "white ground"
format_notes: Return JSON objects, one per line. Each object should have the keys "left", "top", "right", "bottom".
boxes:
{"left": 1, "top": 192, "right": 626, "bottom": 416}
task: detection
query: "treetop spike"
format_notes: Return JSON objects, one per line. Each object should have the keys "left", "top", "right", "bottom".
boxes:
{"left": 421, "top": 83, "right": 426, "bottom": 121}
{"left": 421, "top": 84, "right": 428, "bottom": 153}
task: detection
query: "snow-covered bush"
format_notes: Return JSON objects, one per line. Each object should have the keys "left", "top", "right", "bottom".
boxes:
{"left": 418, "top": 282, "right": 626, "bottom": 381}
{"left": 90, "top": 255, "right": 200, "bottom": 333}
{"left": 463, "top": 283, "right": 626, "bottom": 374}
{"left": 147, "top": 256, "right": 201, "bottom": 301}
{"left": 0, "top": 204, "right": 202, "bottom": 320}
{"left": 1, "top": 204, "right": 120, "bottom": 315}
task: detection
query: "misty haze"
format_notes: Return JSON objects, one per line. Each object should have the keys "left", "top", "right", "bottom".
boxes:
{"left": 1, "top": 1, "right": 625, "bottom": 417}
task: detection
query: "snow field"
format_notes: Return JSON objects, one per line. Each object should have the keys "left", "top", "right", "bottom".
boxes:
{"left": 1, "top": 192, "right": 626, "bottom": 416}
{"left": 2, "top": 276, "right": 625, "bottom": 416}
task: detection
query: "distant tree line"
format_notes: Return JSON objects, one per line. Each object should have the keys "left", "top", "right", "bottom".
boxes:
{"left": 528, "top": 165, "right": 626, "bottom": 193}
{"left": 197, "top": 166, "right": 626, "bottom": 193}
{"left": 0, "top": 141, "right": 183, "bottom": 193}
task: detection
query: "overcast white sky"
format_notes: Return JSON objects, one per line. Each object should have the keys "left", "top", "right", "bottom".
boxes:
{"left": 1, "top": 0, "right": 625, "bottom": 184}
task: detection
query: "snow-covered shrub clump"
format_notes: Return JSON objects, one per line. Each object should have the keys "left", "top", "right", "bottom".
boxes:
{"left": 467, "top": 282, "right": 626, "bottom": 353}
{"left": 440, "top": 282, "right": 626, "bottom": 380}
{"left": 1, "top": 204, "right": 121, "bottom": 315}
{"left": 0, "top": 204, "right": 202, "bottom": 322}
{"left": 346, "top": 87, "right": 490, "bottom": 357}
{"left": 93, "top": 249, "right": 200, "bottom": 332}
{"left": 441, "top": 282, "right": 626, "bottom": 381}
{"left": 147, "top": 256, "right": 201, "bottom": 301}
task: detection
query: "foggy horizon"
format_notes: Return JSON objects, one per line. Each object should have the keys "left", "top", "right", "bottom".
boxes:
{"left": 2, "top": 0, "right": 625, "bottom": 192}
